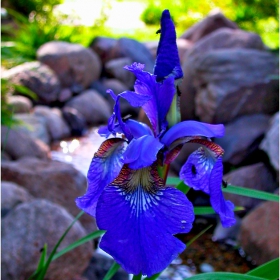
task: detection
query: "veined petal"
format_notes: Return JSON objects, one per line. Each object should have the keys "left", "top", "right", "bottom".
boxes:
{"left": 161, "top": 121, "right": 225, "bottom": 147}
{"left": 96, "top": 164, "right": 194, "bottom": 277}
{"left": 76, "top": 138, "right": 128, "bottom": 217}
{"left": 125, "top": 119, "right": 154, "bottom": 138}
{"left": 154, "top": 10, "right": 183, "bottom": 81}
{"left": 123, "top": 135, "right": 163, "bottom": 169}
{"left": 120, "top": 90, "right": 151, "bottom": 107}
{"left": 179, "top": 148, "right": 235, "bottom": 227}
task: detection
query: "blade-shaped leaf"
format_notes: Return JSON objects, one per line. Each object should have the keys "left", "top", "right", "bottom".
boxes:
{"left": 186, "top": 224, "right": 213, "bottom": 247}
{"left": 184, "top": 272, "right": 267, "bottom": 280}
{"left": 247, "top": 258, "right": 279, "bottom": 280}
{"left": 103, "top": 262, "right": 121, "bottom": 280}
{"left": 194, "top": 206, "right": 244, "bottom": 215}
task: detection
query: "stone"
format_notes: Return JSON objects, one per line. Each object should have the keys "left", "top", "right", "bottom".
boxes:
{"left": 223, "top": 163, "right": 278, "bottom": 211}
{"left": 37, "top": 41, "right": 101, "bottom": 90}
{"left": 260, "top": 112, "right": 279, "bottom": 172}
{"left": 1, "top": 125, "right": 50, "bottom": 160}
{"left": 1, "top": 157, "right": 96, "bottom": 233}
{"left": 89, "top": 36, "right": 118, "bottom": 65}
{"left": 215, "top": 114, "right": 271, "bottom": 165}
{"left": 64, "top": 89, "right": 111, "bottom": 126}
{"left": 238, "top": 201, "right": 279, "bottom": 265}
{"left": 13, "top": 113, "right": 51, "bottom": 144}
{"left": 62, "top": 107, "right": 87, "bottom": 136}
{"left": 180, "top": 11, "right": 238, "bottom": 43}
{"left": 7, "top": 95, "right": 33, "bottom": 113}
{"left": 83, "top": 252, "right": 129, "bottom": 280}
{"left": 34, "top": 106, "right": 71, "bottom": 141}
{"left": 2, "top": 61, "right": 61, "bottom": 104}
{"left": 58, "top": 88, "right": 73, "bottom": 102}
{"left": 1, "top": 181, "right": 33, "bottom": 218}
{"left": 1, "top": 199, "right": 93, "bottom": 280}
{"left": 189, "top": 49, "right": 278, "bottom": 123}
{"left": 104, "top": 57, "right": 135, "bottom": 89}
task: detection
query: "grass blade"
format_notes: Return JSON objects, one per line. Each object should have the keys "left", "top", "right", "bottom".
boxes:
{"left": 246, "top": 258, "right": 279, "bottom": 280}
{"left": 194, "top": 206, "right": 244, "bottom": 215}
{"left": 103, "top": 262, "right": 121, "bottom": 280}
{"left": 184, "top": 272, "right": 267, "bottom": 280}
{"left": 186, "top": 224, "right": 213, "bottom": 247}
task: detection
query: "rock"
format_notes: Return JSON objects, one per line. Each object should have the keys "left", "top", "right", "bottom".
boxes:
{"left": 89, "top": 36, "right": 118, "bottom": 65}
{"left": 1, "top": 199, "right": 93, "bottom": 280}
{"left": 13, "top": 113, "right": 51, "bottom": 144}
{"left": 215, "top": 114, "right": 270, "bottom": 165}
{"left": 58, "top": 88, "right": 73, "bottom": 102}
{"left": 180, "top": 11, "right": 238, "bottom": 43}
{"left": 37, "top": 41, "right": 101, "bottom": 91}
{"left": 199, "top": 263, "right": 214, "bottom": 273}
{"left": 1, "top": 151, "right": 12, "bottom": 161}
{"left": 64, "top": 89, "right": 111, "bottom": 125}
{"left": 62, "top": 107, "right": 87, "bottom": 136}
{"left": 223, "top": 163, "right": 278, "bottom": 211}
{"left": 260, "top": 112, "right": 279, "bottom": 172}
{"left": 238, "top": 201, "right": 279, "bottom": 265}
{"left": 189, "top": 49, "right": 278, "bottom": 123}
{"left": 104, "top": 57, "right": 135, "bottom": 89}
{"left": 1, "top": 125, "right": 50, "bottom": 160}
{"left": 1, "top": 181, "right": 33, "bottom": 218}
{"left": 212, "top": 218, "right": 241, "bottom": 242}
{"left": 7, "top": 95, "right": 33, "bottom": 113}
{"left": 83, "top": 252, "right": 129, "bottom": 280}
{"left": 2, "top": 61, "right": 61, "bottom": 104}
{"left": 34, "top": 106, "right": 71, "bottom": 141}
{"left": 113, "top": 38, "right": 155, "bottom": 73}
{"left": 1, "top": 157, "right": 96, "bottom": 233}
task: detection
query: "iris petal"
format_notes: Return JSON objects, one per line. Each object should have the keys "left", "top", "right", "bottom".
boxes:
{"left": 76, "top": 138, "right": 127, "bottom": 216}
{"left": 96, "top": 164, "right": 194, "bottom": 277}
{"left": 180, "top": 149, "right": 235, "bottom": 227}
{"left": 161, "top": 121, "right": 225, "bottom": 147}
{"left": 154, "top": 9, "right": 183, "bottom": 81}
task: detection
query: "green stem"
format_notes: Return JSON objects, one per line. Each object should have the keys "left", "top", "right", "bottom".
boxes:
{"left": 132, "top": 274, "right": 142, "bottom": 280}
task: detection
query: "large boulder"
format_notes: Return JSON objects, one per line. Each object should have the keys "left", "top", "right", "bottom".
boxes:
{"left": 180, "top": 11, "right": 238, "bottom": 43}
{"left": 37, "top": 41, "right": 101, "bottom": 91}
{"left": 183, "top": 49, "right": 278, "bottom": 123}
{"left": 1, "top": 199, "right": 93, "bottom": 280}
{"left": 7, "top": 95, "right": 33, "bottom": 113}
{"left": 2, "top": 61, "right": 61, "bottom": 104}
{"left": 64, "top": 89, "right": 111, "bottom": 126}
{"left": 238, "top": 201, "right": 279, "bottom": 265}
{"left": 223, "top": 163, "right": 278, "bottom": 211}
{"left": 215, "top": 114, "right": 270, "bottom": 165}
{"left": 1, "top": 157, "right": 96, "bottom": 233}
{"left": 1, "top": 126, "right": 50, "bottom": 160}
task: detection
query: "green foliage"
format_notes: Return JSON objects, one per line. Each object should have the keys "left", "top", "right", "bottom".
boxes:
{"left": 247, "top": 258, "right": 279, "bottom": 280}
{"left": 141, "top": 5, "right": 162, "bottom": 25}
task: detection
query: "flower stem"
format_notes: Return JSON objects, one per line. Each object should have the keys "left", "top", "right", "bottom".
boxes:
{"left": 132, "top": 274, "right": 142, "bottom": 280}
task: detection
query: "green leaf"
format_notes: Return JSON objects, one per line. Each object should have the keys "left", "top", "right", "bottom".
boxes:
{"left": 132, "top": 274, "right": 142, "bottom": 280}
{"left": 194, "top": 206, "right": 244, "bottom": 215}
{"left": 223, "top": 185, "right": 279, "bottom": 203}
{"left": 176, "top": 181, "right": 190, "bottom": 194}
{"left": 28, "top": 244, "right": 48, "bottom": 280}
{"left": 103, "top": 262, "right": 121, "bottom": 280}
{"left": 184, "top": 272, "right": 267, "bottom": 280}
{"left": 186, "top": 224, "right": 213, "bottom": 247}
{"left": 166, "top": 176, "right": 181, "bottom": 185}
{"left": 247, "top": 258, "right": 279, "bottom": 280}
{"left": 52, "top": 230, "right": 105, "bottom": 261}
{"left": 145, "top": 273, "right": 160, "bottom": 280}
{"left": 13, "top": 84, "right": 37, "bottom": 100}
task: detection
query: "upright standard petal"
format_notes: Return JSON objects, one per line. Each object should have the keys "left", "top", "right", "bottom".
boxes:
{"left": 180, "top": 147, "right": 235, "bottom": 227}
{"left": 76, "top": 138, "right": 127, "bottom": 217}
{"left": 154, "top": 9, "right": 183, "bottom": 81}
{"left": 96, "top": 164, "right": 194, "bottom": 277}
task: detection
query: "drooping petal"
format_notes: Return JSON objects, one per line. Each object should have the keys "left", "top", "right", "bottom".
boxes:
{"left": 96, "top": 164, "right": 194, "bottom": 277}
{"left": 154, "top": 10, "right": 183, "bottom": 82}
{"left": 179, "top": 148, "right": 235, "bottom": 227}
{"left": 76, "top": 138, "right": 128, "bottom": 217}
{"left": 161, "top": 120, "right": 225, "bottom": 147}
{"left": 119, "top": 90, "right": 151, "bottom": 107}
{"left": 122, "top": 135, "right": 163, "bottom": 169}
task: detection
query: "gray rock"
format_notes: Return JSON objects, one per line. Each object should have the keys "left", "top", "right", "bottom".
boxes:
{"left": 1, "top": 199, "right": 93, "bottom": 280}
{"left": 212, "top": 218, "right": 241, "bottom": 242}
{"left": 1, "top": 157, "right": 96, "bottom": 233}
{"left": 238, "top": 201, "right": 279, "bottom": 265}
{"left": 215, "top": 114, "right": 270, "bottom": 165}
{"left": 3, "top": 61, "right": 61, "bottom": 104}
{"left": 1, "top": 125, "right": 50, "bottom": 160}
{"left": 1, "top": 181, "right": 33, "bottom": 217}
{"left": 190, "top": 49, "right": 278, "bottom": 123}
{"left": 37, "top": 41, "right": 101, "bottom": 90}
{"left": 260, "top": 112, "right": 279, "bottom": 172}
{"left": 223, "top": 163, "right": 278, "bottom": 210}
{"left": 7, "top": 95, "right": 33, "bottom": 113}
{"left": 64, "top": 89, "right": 111, "bottom": 125}
{"left": 34, "top": 106, "right": 71, "bottom": 141}
{"left": 58, "top": 88, "right": 73, "bottom": 102}
{"left": 13, "top": 113, "right": 51, "bottom": 144}
{"left": 104, "top": 57, "right": 135, "bottom": 89}
{"left": 180, "top": 11, "right": 238, "bottom": 43}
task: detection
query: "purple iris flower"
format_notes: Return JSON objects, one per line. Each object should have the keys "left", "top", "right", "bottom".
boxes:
{"left": 76, "top": 9, "right": 235, "bottom": 277}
